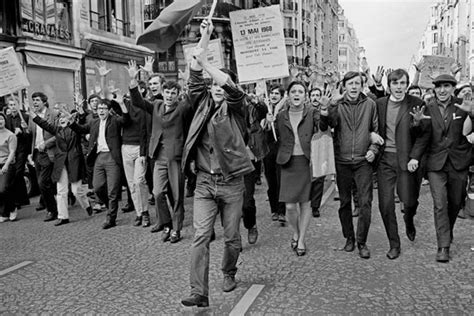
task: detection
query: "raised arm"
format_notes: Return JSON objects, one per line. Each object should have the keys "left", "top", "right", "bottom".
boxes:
{"left": 126, "top": 60, "right": 154, "bottom": 114}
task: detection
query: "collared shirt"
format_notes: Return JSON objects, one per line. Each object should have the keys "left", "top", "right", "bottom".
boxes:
{"left": 35, "top": 108, "right": 46, "bottom": 149}
{"left": 97, "top": 118, "right": 110, "bottom": 153}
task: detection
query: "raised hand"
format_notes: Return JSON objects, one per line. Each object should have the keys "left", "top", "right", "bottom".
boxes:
{"left": 372, "top": 65, "right": 385, "bottom": 84}
{"left": 320, "top": 89, "right": 332, "bottom": 110}
{"left": 140, "top": 56, "right": 155, "bottom": 74}
{"left": 454, "top": 93, "right": 474, "bottom": 113}
{"left": 96, "top": 60, "right": 111, "bottom": 77}
{"left": 331, "top": 83, "right": 345, "bottom": 103}
{"left": 414, "top": 60, "right": 423, "bottom": 72}
{"left": 451, "top": 62, "right": 462, "bottom": 75}
{"left": 126, "top": 60, "right": 140, "bottom": 79}
{"left": 410, "top": 105, "right": 431, "bottom": 122}
{"left": 200, "top": 18, "right": 214, "bottom": 36}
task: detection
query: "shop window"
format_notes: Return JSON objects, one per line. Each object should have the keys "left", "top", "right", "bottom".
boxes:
{"left": 20, "top": 0, "right": 72, "bottom": 44}
{"left": 90, "top": 0, "right": 132, "bottom": 37}
{"left": 0, "top": 2, "right": 17, "bottom": 36}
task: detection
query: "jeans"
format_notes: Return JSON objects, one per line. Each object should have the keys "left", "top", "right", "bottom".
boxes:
{"left": 336, "top": 161, "right": 373, "bottom": 245}
{"left": 428, "top": 160, "right": 468, "bottom": 248}
{"left": 190, "top": 171, "right": 244, "bottom": 297}
{"left": 93, "top": 152, "right": 122, "bottom": 222}
{"left": 11, "top": 151, "right": 29, "bottom": 206}
{"left": 243, "top": 160, "right": 260, "bottom": 229}
{"left": 57, "top": 167, "right": 90, "bottom": 219}
{"left": 153, "top": 156, "right": 185, "bottom": 231}
{"left": 121, "top": 145, "right": 149, "bottom": 216}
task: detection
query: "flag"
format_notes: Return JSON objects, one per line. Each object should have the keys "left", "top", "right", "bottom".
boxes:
{"left": 137, "top": 0, "right": 204, "bottom": 52}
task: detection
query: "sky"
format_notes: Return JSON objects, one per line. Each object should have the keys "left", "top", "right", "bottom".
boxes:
{"left": 338, "top": 0, "right": 436, "bottom": 71}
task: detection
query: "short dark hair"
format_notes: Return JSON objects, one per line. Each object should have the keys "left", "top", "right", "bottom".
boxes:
{"left": 342, "top": 71, "right": 363, "bottom": 86}
{"left": 310, "top": 87, "right": 323, "bottom": 95}
{"left": 32, "top": 92, "right": 48, "bottom": 106}
{"left": 387, "top": 69, "right": 410, "bottom": 87}
{"left": 287, "top": 80, "right": 307, "bottom": 94}
{"left": 148, "top": 73, "right": 166, "bottom": 84}
{"left": 0, "top": 112, "right": 6, "bottom": 121}
{"left": 162, "top": 81, "right": 182, "bottom": 92}
{"left": 407, "top": 85, "right": 422, "bottom": 95}
{"left": 269, "top": 84, "right": 285, "bottom": 96}
{"left": 88, "top": 94, "right": 101, "bottom": 103}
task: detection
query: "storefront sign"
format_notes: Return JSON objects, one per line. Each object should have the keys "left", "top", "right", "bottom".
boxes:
{"left": 25, "top": 51, "right": 81, "bottom": 71}
{"left": 0, "top": 47, "right": 30, "bottom": 97}
{"left": 182, "top": 38, "right": 224, "bottom": 78}
{"left": 21, "top": 18, "right": 72, "bottom": 41}
{"left": 230, "top": 5, "right": 289, "bottom": 83}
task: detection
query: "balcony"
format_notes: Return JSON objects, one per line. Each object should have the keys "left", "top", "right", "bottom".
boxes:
{"left": 282, "top": 1, "right": 297, "bottom": 12}
{"left": 144, "top": 4, "right": 161, "bottom": 22}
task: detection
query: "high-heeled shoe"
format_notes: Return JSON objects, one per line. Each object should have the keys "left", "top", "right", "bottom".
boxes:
{"left": 290, "top": 238, "right": 298, "bottom": 250}
{"left": 296, "top": 247, "right": 306, "bottom": 256}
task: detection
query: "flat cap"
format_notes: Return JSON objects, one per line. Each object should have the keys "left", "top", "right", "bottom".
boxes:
{"left": 432, "top": 74, "right": 457, "bottom": 86}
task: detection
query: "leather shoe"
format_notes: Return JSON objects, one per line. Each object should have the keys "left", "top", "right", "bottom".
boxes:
{"left": 248, "top": 226, "right": 258, "bottom": 244}
{"left": 181, "top": 294, "right": 209, "bottom": 307}
{"left": 150, "top": 224, "right": 164, "bottom": 233}
{"left": 36, "top": 204, "right": 46, "bottom": 211}
{"left": 435, "top": 247, "right": 450, "bottom": 262}
{"left": 54, "top": 218, "right": 69, "bottom": 226}
{"left": 358, "top": 243, "right": 370, "bottom": 259}
{"left": 162, "top": 227, "right": 171, "bottom": 242}
{"left": 102, "top": 220, "right": 116, "bottom": 230}
{"left": 133, "top": 216, "right": 142, "bottom": 227}
{"left": 86, "top": 206, "right": 93, "bottom": 216}
{"left": 404, "top": 214, "right": 416, "bottom": 241}
{"left": 222, "top": 275, "right": 237, "bottom": 292}
{"left": 170, "top": 230, "right": 181, "bottom": 243}
{"left": 44, "top": 212, "right": 57, "bottom": 222}
{"left": 343, "top": 238, "right": 355, "bottom": 252}
{"left": 121, "top": 204, "right": 134, "bottom": 213}
{"left": 386, "top": 247, "right": 400, "bottom": 260}
{"left": 142, "top": 211, "right": 151, "bottom": 227}
{"left": 312, "top": 208, "right": 320, "bottom": 218}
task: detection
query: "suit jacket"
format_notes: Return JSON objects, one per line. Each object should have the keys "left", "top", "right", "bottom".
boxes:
{"left": 413, "top": 96, "right": 472, "bottom": 171}
{"left": 69, "top": 113, "right": 131, "bottom": 167}
{"left": 376, "top": 95, "right": 425, "bottom": 170}
{"left": 6, "top": 112, "right": 32, "bottom": 157}
{"left": 28, "top": 107, "right": 56, "bottom": 161}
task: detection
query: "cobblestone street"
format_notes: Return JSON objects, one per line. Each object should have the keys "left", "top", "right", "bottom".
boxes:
{"left": 1, "top": 180, "right": 473, "bottom": 315}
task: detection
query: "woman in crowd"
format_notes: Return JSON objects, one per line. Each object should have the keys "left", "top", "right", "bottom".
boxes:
{"left": 29, "top": 106, "right": 92, "bottom": 226}
{"left": 268, "top": 81, "right": 327, "bottom": 256}
{"left": 0, "top": 113, "right": 17, "bottom": 222}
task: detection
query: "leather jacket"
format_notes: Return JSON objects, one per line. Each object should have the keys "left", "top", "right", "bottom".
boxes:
{"left": 182, "top": 69, "right": 254, "bottom": 180}
{"left": 328, "top": 93, "right": 380, "bottom": 163}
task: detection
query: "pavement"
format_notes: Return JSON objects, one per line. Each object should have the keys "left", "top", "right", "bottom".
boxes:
{"left": 1, "top": 179, "right": 474, "bottom": 315}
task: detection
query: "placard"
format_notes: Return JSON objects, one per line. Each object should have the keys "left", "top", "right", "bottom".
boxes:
{"left": 418, "top": 55, "right": 455, "bottom": 89}
{"left": 182, "top": 38, "right": 224, "bottom": 78}
{"left": 0, "top": 47, "right": 30, "bottom": 96}
{"left": 230, "top": 5, "right": 289, "bottom": 83}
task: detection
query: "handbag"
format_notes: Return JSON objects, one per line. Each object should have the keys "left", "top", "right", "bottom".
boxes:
{"left": 310, "top": 130, "right": 336, "bottom": 178}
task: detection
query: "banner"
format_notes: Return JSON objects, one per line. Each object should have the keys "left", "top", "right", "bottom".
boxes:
{"left": 182, "top": 38, "right": 224, "bottom": 78}
{"left": 230, "top": 5, "right": 289, "bottom": 83}
{"left": 0, "top": 47, "right": 30, "bottom": 96}
{"left": 418, "top": 55, "right": 455, "bottom": 89}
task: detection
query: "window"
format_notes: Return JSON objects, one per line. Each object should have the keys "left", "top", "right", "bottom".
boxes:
{"left": 20, "top": 0, "right": 72, "bottom": 44}
{"left": 0, "top": 1, "right": 17, "bottom": 36}
{"left": 339, "top": 34, "right": 345, "bottom": 42}
{"left": 432, "top": 47, "right": 438, "bottom": 55}
{"left": 339, "top": 48, "right": 347, "bottom": 56}
{"left": 90, "top": 0, "right": 131, "bottom": 37}
{"left": 433, "top": 32, "right": 438, "bottom": 43}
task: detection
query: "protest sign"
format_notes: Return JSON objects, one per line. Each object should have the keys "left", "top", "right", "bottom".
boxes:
{"left": 230, "top": 5, "right": 289, "bottom": 83}
{"left": 0, "top": 47, "right": 30, "bottom": 96}
{"left": 418, "top": 55, "right": 455, "bottom": 89}
{"left": 182, "top": 38, "right": 224, "bottom": 78}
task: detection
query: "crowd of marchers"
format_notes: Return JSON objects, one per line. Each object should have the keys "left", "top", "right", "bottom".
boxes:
{"left": 1, "top": 19, "right": 473, "bottom": 307}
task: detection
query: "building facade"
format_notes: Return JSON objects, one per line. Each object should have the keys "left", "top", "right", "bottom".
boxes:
{"left": 337, "top": 6, "right": 362, "bottom": 76}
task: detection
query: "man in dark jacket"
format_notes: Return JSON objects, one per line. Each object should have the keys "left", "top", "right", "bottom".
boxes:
{"left": 181, "top": 20, "right": 254, "bottom": 308}
{"left": 375, "top": 69, "right": 425, "bottom": 260}
{"left": 322, "top": 71, "right": 380, "bottom": 259}
{"left": 127, "top": 60, "right": 192, "bottom": 243}
{"left": 411, "top": 74, "right": 472, "bottom": 262}
{"left": 69, "top": 97, "right": 130, "bottom": 229}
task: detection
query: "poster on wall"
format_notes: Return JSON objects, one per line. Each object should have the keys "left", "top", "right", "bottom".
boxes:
{"left": 0, "top": 47, "right": 30, "bottom": 96}
{"left": 182, "top": 38, "right": 224, "bottom": 78}
{"left": 229, "top": 5, "right": 289, "bottom": 83}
